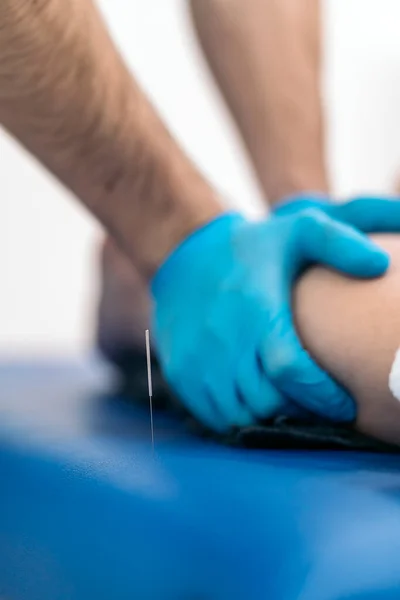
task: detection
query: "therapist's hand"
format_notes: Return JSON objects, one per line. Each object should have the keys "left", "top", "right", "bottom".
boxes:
{"left": 151, "top": 199, "right": 400, "bottom": 432}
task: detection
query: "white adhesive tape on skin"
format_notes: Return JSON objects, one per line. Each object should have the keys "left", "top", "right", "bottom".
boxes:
{"left": 389, "top": 347, "right": 400, "bottom": 401}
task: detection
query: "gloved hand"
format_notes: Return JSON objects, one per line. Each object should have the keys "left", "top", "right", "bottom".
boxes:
{"left": 151, "top": 197, "right": 400, "bottom": 432}
{"left": 273, "top": 193, "right": 400, "bottom": 228}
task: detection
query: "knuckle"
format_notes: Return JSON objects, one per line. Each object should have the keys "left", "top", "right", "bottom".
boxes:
{"left": 296, "top": 208, "right": 337, "bottom": 258}
{"left": 298, "top": 207, "right": 329, "bottom": 230}
{"left": 264, "top": 345, "right": 300, "bottom": 384}
{"left": 164, "top": 356, "right": 183, "bottom": 384}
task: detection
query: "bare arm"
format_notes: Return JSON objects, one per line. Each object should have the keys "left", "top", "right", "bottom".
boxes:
{"left": 189, "top": 0, "right": 328, "bottom": 204}
{"left": 295, "top": 234, "right": 400, "bottom": 446}
{"left": 0, "top": 0, "right": 222, "bottom": 278}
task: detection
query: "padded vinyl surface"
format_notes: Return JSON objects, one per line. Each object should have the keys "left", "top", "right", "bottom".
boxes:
{"left": 1, "top": 360, "right": 400, "bottom": 600}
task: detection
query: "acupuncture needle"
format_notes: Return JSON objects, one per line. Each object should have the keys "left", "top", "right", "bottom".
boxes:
{"left": 145, "top": 329, "right": 155, "bottom": 453}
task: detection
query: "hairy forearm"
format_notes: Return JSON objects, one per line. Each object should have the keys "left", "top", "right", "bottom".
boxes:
{"left": 295, "top": 235, "right": 400, "bottom": 446}
{"left": 0, "top": 0, "right": 222, "bottom": 277}
{"left": 190, "top": 0, "right": 328, "bottom": 204}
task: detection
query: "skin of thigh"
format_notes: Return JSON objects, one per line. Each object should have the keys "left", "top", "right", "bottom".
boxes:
{"left": 294, "top": 234, "right": 400, "bottom": 446}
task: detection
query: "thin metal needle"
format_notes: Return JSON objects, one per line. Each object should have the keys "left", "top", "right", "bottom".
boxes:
{"left": 145, "top": 329, "right": 155, "bottom": 452}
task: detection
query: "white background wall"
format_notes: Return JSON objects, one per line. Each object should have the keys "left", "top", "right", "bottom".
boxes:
{"left": 1, "top": 0, "right": 400, "bottom": 357}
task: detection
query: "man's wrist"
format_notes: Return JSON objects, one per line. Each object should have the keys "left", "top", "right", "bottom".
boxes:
{"left": 151, "top": 211, "right": 244, "bottom": 296}
{"left": 263, "top": 164, "right": 330, "bottom": 207}
{"left": 98, "top": 126, "right": 225, "bottom": 280}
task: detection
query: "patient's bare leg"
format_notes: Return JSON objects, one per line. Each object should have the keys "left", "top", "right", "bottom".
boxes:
{"left": 295, "top": 234, "right": 400, "bottom": 446}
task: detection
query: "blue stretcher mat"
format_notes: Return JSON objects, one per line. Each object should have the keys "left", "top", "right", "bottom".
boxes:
{"left": 1, "top": 359, "right": 400, "bottom": 600}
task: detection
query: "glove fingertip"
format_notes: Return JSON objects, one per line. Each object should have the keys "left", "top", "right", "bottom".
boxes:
{"left": 295, "top": 387, "right": 356, "bottom": 423}
{"left": 329, "top": 392, "right": 357, "bottom": 423}
{"left": 266, "top": 348, "right": 357, "bottom": 422}
{"left": 357, "top": 246, "right": 390, "bottom": 278}
{"left": 368, "top": 247, "right": 390, "bottom": 275}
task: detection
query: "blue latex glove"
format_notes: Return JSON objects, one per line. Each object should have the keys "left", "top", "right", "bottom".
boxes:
{"left": 151, "top": 197, "right": 400, "bottom": 432}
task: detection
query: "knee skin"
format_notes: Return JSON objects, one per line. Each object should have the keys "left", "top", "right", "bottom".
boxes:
{"left": 294, "top": 234, "right": 400, "bottom": 446}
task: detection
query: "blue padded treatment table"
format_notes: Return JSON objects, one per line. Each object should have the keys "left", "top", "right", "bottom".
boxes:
{"left": 1, "top": 360, "right": 400, "bottom": 600}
